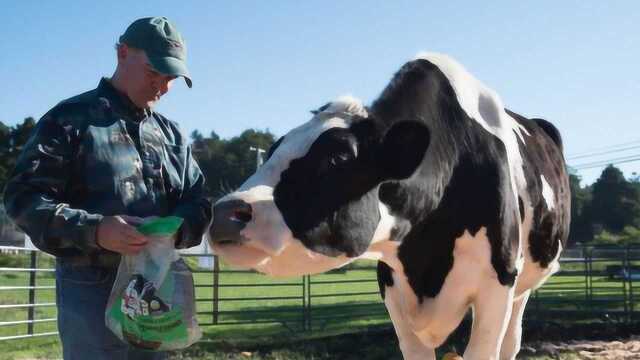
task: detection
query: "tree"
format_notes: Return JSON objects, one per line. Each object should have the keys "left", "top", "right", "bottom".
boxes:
{"left": 0, "top": 117, "right": 37, "bottom": 192}
{"left": 568, "top": 173, "right": 592, "bottom": 244}
{"left": 0, "top": 121, "right": 10, "bottom": 152}
{"left": 585, "top": 165, "right": 640, "bottom": 235}
{"left": 0, "top": 121, "right": 10, "bottom": 189}
{"left": 10, "top": 117, "right": 36, "bottom": 152}
{"left": 190, "top": 130, "right": 204, "bottom": 143}
{"left": 192, "top": 129, "right": 275, "bottom": 199}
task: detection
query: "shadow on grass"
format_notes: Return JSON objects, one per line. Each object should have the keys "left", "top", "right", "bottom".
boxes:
{"left": 199, "top": 300, "right": 388, "bottom": 332}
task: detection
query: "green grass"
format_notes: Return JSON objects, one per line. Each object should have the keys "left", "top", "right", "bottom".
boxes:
{"left": 2, "top": 253, "right": 640, "bottom": 359}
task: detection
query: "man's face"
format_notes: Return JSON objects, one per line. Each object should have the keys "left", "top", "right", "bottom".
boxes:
{"left": 118, "top": 45, "right": 176, "bottom": 109}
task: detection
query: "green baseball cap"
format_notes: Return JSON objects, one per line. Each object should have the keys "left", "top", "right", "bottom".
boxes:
{"left": 119, "top": 17, "right": 192, "bottom": 88}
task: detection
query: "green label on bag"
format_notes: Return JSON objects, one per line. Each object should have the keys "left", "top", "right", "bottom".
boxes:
{"left": 137, "top": 216, "right": 184, "bottom": 237}
{"left": 109, "top": 298, "right": 188, "bottom": 350}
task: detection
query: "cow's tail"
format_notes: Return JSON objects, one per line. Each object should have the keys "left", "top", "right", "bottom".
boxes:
{"left": 532, "top": 118, "right": 563, "bottom": 152}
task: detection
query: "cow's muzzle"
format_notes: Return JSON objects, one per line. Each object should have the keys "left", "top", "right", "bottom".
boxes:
{"left": 210, "top": 199, "right": 253, "bottom": 245}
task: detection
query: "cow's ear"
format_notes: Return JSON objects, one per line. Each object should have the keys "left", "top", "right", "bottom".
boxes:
{"left": 379, "top": 120, "right": 430, "bottom": 179}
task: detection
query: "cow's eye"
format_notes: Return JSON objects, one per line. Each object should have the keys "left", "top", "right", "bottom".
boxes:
{"left": 329, "top": 152, "right": 352, "bottom": 167}
{"left": 329, "top": 151, "right": 355, "bottom": 167}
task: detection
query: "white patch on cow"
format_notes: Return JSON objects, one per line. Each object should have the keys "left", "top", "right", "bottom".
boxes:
{"left": 372, "top": 203, "right": 396, "bottom": 243}
{"left": 502, "top": 238, "right": 563, "bottom": 359}
{"left": 500, "top": 290, "right": 531, "bottom": 360}
{"left": 255, "top": 239, "right": 355, "bottom": 277}
{"left": 379, "top": 227, "right": 513, "bottom": 358}
{"left": 465, "top": 275, "right": 514, "bottom": 359}
{"left": 384, "top": 285, "right": 436, "bottom": 360}
{"left": 213, "top": 96, "right": 371, "bottom": 276}
{"left": 515, "top": 193, "right": 534, "bottom": 278}
{"left": 540, "top": 175, "right": 556, "bottom": 210}
{"left": 324, "top": 95, "right": 369, "bottom": 118}
{"left": 360, "top": 203, "right": 397, "bottom": 261}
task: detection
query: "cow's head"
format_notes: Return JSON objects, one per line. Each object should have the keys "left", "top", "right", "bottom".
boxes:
{"left": 209, "top": 96, "right": 430, "bottom": 277}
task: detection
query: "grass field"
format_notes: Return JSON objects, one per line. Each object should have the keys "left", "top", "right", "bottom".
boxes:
{"left": 2, "top": 251, "right": 640, "bottom": 359}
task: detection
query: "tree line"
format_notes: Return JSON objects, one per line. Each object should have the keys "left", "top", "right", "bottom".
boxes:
{"left": 2, "top": 117, "right": 640, "bottom": 246}
{"left": 570, "top": 166, "right": 640, "bottom": 246}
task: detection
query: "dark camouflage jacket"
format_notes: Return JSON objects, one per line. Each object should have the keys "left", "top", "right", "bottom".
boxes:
{"left": 4, "top": 78, "right": 212, "bottom": 267}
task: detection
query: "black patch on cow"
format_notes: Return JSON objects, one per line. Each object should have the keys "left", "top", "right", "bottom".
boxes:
{"left": 532, "top": 118, "right": 563, "bottom": 151}
{"left": 393, "top": 150, "right": 519, "bottom": 298}
{"left": 311, "top": 103, "right": 332, "bottom": 115}
{"left": 273, "top": 116, "right": 430, "bottom": 258}
{"left": 508, "top": 110, "right": 570, "bottom": 268}
{"left": 371, "top": 59, "right": 520, "bottom": 300}
{"left": 266, "top": 136, "right": 284, "bottom": 161}
{"left": 273, "top": 126, "right": 382, "bottom": 257}
{"left": 519, "top": 196, "right": 525, "bottom": 223}
{"left": 378, "top": 121, "right": 431, "bottom": 179}
{"left": 377, "top": 261, "right": 394, "bottom": 299}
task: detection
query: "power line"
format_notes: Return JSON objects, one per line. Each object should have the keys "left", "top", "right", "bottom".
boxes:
{"left": 567, "top": 144, "right": 640, "bottom": 161}
{"left": 572, "top": 155, "right": 640, "bottom": 170}
{"left": 572, "top": 153, "right": 640, "bottom": 168}
{"left": 567, "top": 139, "right": 640, "bottom": 158}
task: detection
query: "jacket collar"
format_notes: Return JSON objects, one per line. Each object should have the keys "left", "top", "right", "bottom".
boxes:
{"left": 97, "top": 78, "right": 152, "bottom": 121}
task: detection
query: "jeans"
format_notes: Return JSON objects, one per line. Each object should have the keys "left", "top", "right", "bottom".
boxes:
{"left": 55, "top": 260, "right": 166, "bottom": 360}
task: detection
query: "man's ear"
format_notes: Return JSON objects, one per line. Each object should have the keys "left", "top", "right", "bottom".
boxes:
{"left": 378, "top": 120, "right": 430, "bottom": 179}
{"left": 116, "top": 43, "right": 129, "bottom": 63}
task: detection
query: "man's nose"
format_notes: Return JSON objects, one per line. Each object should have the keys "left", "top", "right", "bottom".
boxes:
{"left": 156, "top": 78, "right": 170, "bottom": 94}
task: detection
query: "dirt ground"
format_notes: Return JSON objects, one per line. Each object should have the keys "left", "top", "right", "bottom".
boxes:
{"left": 166, "top": 323, "right": 640, "bottom": 360}
{"left": 514, "top": 320, "right": 640, "bottom": 359}
{"left": 521, "top": 337, "right": 640, "bottom": 359}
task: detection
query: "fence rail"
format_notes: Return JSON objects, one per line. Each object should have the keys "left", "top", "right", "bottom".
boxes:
{"left": 3, "top": 245, "right": 640, "bottom": 342}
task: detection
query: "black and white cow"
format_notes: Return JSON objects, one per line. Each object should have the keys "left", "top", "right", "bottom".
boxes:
{"left": 209, "top": 53, "right": 570, "bottom": 360}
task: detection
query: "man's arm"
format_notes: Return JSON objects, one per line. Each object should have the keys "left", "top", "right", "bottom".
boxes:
{"left": 3, "top": 113, "right": 104, "bottom": 256}
{"left": 171, "top": 144, "right": 212, "bottom": 249}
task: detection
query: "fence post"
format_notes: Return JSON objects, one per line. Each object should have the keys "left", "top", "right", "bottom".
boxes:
{"left": 624, "top": 245, "right": 630, "bottom": 322}
{"left": 212, "top": 255, "right": 219, "bottom": 325}
{"left": 27, "top": 251, "right": 37, "bottom": 335}
{"left": 301, "top": 275, "right": 306, "bottom": 331}
{"left": 583, "top": 245, "right": 589, "bottom": 311}
{"left": 305, "top": 275, "right": 312, "bottom": 332}
{"left": 630, "top": 246, "right": 636, "bottom": 321}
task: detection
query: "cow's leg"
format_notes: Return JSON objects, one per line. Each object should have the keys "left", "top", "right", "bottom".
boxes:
{"left": 384, "top": 288, "right": 436, "bottom": 360}
{"left": 463, "top": 283, "right": 514, "bottom": 360}
{"left": 499, "top": 290, "right": 531, "bottom": 360}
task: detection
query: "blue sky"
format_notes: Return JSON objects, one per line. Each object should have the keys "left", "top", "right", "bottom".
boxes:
{"left": 1, "top": 1, "right": 638, "bottom": 185}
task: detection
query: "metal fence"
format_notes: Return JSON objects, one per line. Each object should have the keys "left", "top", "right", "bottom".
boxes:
{"left": 2, "top": 245, "right": 640, "bottom": 342}
{"left": 0, "top": 246, "right": 57, "bottom": 341}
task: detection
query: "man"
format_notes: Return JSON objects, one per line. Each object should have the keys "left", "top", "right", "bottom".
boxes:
{"left": 3, "top": 17, "right": 211, "bottom": 359}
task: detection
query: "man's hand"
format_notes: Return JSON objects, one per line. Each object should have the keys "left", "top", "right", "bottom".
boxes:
{"left": 96, "top": 215, "right": 148, "bottom": 255}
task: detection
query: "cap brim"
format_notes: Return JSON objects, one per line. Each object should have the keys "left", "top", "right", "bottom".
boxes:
{"left": 148, "top": 56, "right": 192, "bottom": 88}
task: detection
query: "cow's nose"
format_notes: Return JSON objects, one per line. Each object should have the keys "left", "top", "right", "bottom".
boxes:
{"left": 210, "top": 199, "right": 253, "bottom": 245}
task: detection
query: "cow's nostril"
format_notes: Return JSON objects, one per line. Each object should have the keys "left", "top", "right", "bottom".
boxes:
{"left": 211, "top": 199, "right": 253, "bottom": 245}
{"left": 232, "top": 208, "right": 252, "bottom": 223}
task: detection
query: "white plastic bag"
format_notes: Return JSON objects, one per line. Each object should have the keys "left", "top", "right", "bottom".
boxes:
{"left": 105, "top": 216, "right": 201, "bottom": 351}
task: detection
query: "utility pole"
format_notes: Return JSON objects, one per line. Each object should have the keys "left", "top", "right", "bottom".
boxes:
{"left": 249, "top": 146, "right": 266, "bottom": 171}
